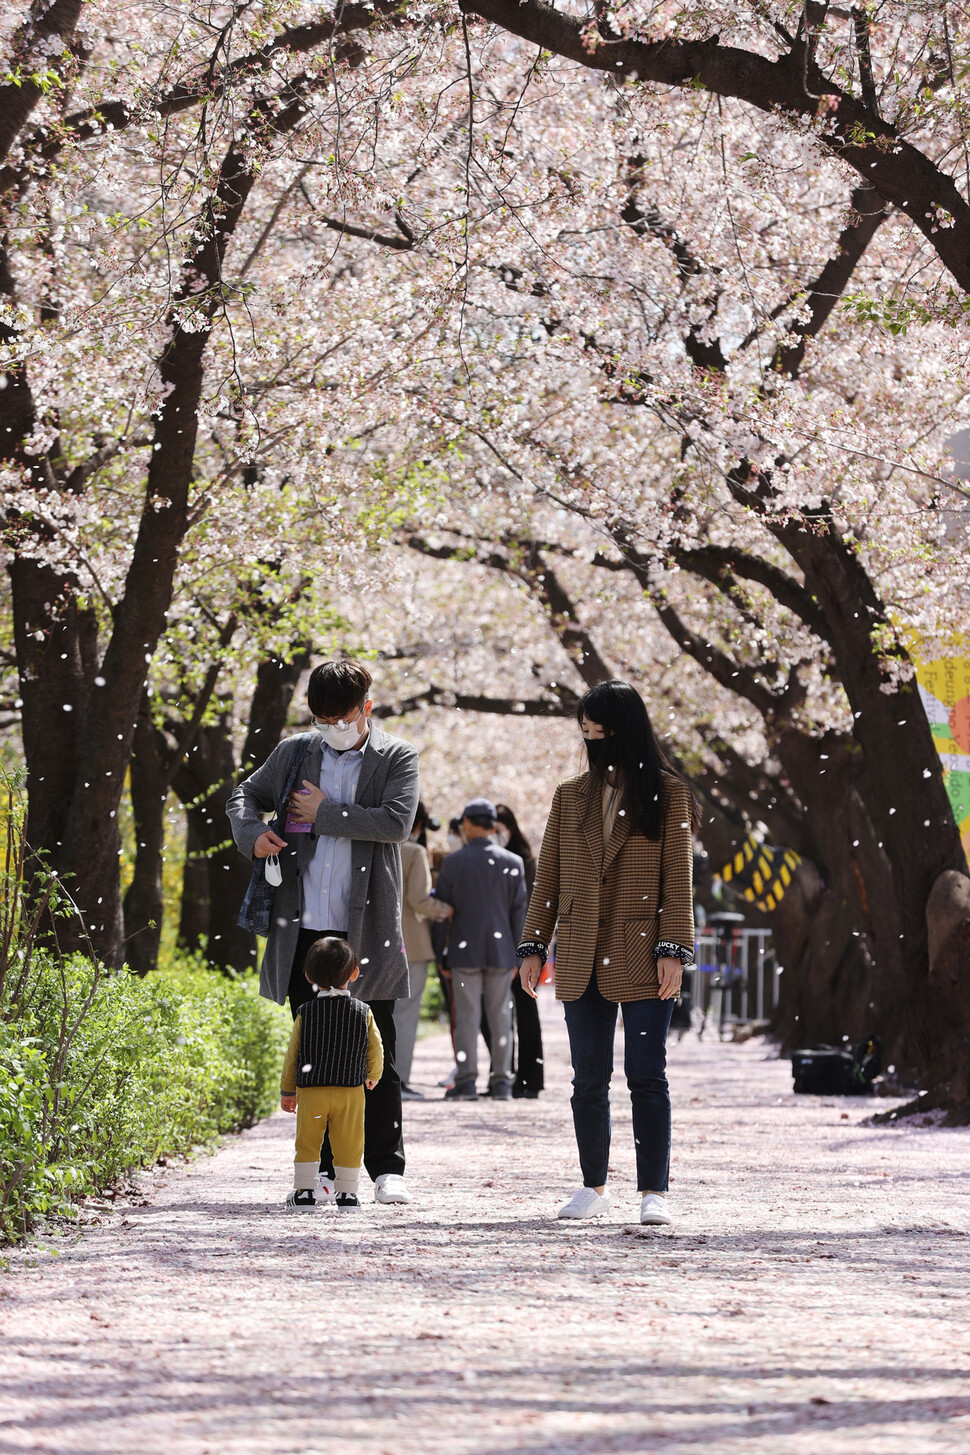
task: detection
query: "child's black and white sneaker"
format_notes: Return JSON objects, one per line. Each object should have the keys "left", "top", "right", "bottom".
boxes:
{"left": 335, "top": 1192, "right": 360, "bottom": 1211}
{"left": 286, "top": 1188, "right": 317, "bottom": 1211}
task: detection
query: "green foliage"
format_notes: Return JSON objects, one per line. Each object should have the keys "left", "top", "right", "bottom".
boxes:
{"left": 420, "top": 965, "right": 447, "bottom": 1024}
{"left": 842, "top": 287, "right": 970, "bottom": 335}
{"left": 1, "top": 768, "right": 288, "bottom": 1245}
{"left": 1, "top": 956, "right": 289, "bottom": 1245}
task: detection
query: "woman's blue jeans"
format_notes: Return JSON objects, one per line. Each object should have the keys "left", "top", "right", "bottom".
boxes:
{"left": 562, "top": 977, "right": 674, "bottom": 1192}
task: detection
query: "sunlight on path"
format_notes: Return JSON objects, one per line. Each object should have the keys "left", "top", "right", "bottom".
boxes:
{"left": 3, "top": 990, "right": 970, "bottom": 1454}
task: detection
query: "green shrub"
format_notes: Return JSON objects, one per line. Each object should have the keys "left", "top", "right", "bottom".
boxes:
{"left": 0, "top": 770, "right": 290, "bottom": 1244}
{"left": 1, "top": 954, "right": 289, "bottom": 1244}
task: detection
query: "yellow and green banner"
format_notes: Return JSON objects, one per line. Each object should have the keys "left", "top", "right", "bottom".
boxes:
{"left": 914, "top": 651, "right": 970, "bottom": 860}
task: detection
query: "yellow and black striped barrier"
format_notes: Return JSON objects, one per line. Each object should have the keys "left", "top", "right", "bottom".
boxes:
{"left": 719, "top": 833, "right": 801, "bottom": 912}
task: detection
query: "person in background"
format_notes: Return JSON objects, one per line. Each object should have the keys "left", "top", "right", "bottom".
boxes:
{"left": 434, "top": 798, "right": 527, "bottom": 1101}
{"left": 495, "top": 803, "right": 544, "bottom": 1099}
{"left": 394, "top": 800, "right": 452, "bottom": 1100}
{"left": 431, "top": 815, "right": 464, "bottom": 1088}
{"left": 445, "top": 817, "right": 464, "bottom": 856}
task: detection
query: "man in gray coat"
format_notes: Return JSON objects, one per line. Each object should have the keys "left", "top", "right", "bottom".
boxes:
{"left": 226, "top": 660, "right": 419, "bottom": 1204}
{"left": 434, "top": 797, "right": 527, "bottom": 1101}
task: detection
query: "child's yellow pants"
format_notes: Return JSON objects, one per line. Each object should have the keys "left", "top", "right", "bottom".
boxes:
{"left": 293, "top": 1085, "right": 365, "bottom": 1191}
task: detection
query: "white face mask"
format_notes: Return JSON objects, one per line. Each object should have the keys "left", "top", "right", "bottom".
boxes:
{"left": 494, "top": 827, "right": 511, "bottom": 848}
{"left": 313, "top": 712, "right": 366, "bottom": 750}
{"left": 447, "top": 834, "right": 463, "bottom": 853}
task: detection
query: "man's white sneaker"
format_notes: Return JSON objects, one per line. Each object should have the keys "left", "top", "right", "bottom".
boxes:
{"left": 374, "top": 1173, "right": 411, "bottom": 1205}
{"left": 640, "top": 1193, "right": 673, "bottom": 1226}
{"left": 558, "top": 1187, "right": 611, "bottom": 1220}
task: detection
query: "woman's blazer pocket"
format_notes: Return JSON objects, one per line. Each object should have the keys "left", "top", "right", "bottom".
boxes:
{"left": 624, "top": 914, "right": 660, "bottom": 991}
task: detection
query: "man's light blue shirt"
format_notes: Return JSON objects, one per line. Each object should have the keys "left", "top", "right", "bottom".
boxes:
{"left": 301, "top": 735, "right": 367, "bottom": 931}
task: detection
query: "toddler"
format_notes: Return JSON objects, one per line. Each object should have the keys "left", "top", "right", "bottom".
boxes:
{"left": 280, "top": 937, "right": 383, "bottom": 1210}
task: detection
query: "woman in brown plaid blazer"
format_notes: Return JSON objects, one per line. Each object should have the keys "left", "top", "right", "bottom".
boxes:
{"left": 518, "top": 681, "right": 697, "bottom": 1227}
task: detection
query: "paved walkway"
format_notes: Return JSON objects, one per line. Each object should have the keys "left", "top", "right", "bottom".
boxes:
{"left": 3, "top": 991, "right": 970, "bottom": 1454}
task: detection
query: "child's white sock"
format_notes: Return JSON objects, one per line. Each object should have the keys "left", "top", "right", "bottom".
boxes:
{"left": 333, "top": 1164, "right": 360, "bottom": 1196}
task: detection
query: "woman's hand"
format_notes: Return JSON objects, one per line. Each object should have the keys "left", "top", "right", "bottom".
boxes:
{"left": 657, "top": 956, "right": 684, "bottom": 1001}
{"left": 519, "top": 954, "right": 543, "bottom": 1000}
{"left": 254, "top": 830, "right": 287, "bottom": 858}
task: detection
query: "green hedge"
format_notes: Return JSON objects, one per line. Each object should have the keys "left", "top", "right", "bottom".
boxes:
{"left": 1, "top": 956, "right": 289, "bottom": 1244}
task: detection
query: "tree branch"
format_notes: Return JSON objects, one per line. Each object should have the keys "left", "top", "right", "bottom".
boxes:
{"left": 667, "top": 543, "right": 832, "bottom": 643}
{"left": 0, "top": 0, "right": 83, "bottom": 166}
{"left": 372, "top": 683, "right": 579, "bottom": 718}
{"left": 0, "top": 0, "right": 409, "bottom": 200}
{"left": 317, "top": 215, "right": 416, "bottom": 251}
{"left": 770, "top": 181, "right": 887, "bottom": 376}
{"left": 403, "top": 531, "right": 614, "bottom": 687}
{"left": 462, "top": 0, "right": 970, "bottom": 293}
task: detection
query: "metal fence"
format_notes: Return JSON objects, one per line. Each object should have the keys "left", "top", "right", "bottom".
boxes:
{"left": 687, "top": 927, "right": 781, "bottom": 1037}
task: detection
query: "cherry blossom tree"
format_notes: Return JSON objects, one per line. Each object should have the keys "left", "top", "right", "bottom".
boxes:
{"left": 2, "top": 1, "right": 969, "bottom": 1107}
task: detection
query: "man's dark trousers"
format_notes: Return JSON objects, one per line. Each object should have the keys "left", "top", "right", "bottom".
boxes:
{"left": 287, "top": 927, "right": 405, "bottom": 1180}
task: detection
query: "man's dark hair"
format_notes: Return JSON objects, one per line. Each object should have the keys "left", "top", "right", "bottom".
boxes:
{"left": 307, "top": 659, "right": 373, "bottom": 719}
{"left": 303, "top": 936, "right": 357, "bottom": 990}
{"left": 465, "top": 813, "right": 495, "bottom": 830}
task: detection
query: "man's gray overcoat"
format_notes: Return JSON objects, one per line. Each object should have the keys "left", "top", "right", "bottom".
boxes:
{"left": 226, "top": 725, "right": 419, "bottom": 1005}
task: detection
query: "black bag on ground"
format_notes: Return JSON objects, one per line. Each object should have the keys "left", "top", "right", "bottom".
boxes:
{"left": 791, "top": 1035, "right": 882, "bottom": 1095}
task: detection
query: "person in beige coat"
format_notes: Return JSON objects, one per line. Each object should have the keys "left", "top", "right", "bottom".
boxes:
{"left": 394, "top": 802, "right": 452, "bottom": 1097}
{"left": 518, "top": 681, "right": 698, "bottom": 1228}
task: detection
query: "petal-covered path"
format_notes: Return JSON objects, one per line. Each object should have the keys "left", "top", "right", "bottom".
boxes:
{"left": 3, "top": 992, "right": 970, "bottom": 1455}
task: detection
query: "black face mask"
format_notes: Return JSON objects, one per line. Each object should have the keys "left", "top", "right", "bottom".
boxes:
{"left": 584, "top": 738, "right": 610, "bottom": 769}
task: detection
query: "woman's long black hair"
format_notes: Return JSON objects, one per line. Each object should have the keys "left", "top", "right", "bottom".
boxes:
{"left": 577, "top": 680, "right": 699, "bottom": 839}
{"left": 412, "top": 799, "right": 430, "bottom": 848}
{"left": 495, "top": 803, "right": 533, "bottom": 863}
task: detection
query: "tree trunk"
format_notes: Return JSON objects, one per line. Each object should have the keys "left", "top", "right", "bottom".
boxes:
{"left": 122, "top": 701, "right": 169, "bottom": 974}
{"left": 178, "top": 812, "right": 210, "bottom": 953}
{"left": 773, "top": 524, "right": 970, "bottom": 1083}
{"left": 692, "top": 730, "right": 898, "bottom": 1055}
{"left": 169, "top": 647, "right": 310, "bottom": 974}
{"left": 6, "top": 127, "right": 274, "bottom": 964}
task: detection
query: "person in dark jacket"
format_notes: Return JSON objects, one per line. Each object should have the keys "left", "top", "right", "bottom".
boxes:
{"left": 434, "top": 797, "right": 527, "bottom": 1101}
{"left": 495, "top": 803, "right": 544, "bottom": 1098}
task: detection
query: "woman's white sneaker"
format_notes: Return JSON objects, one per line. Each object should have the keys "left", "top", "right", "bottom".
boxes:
{"left": 558, "top": 1187, "right": 611, "bottom": 1220}
{"left": 640, "top": 1193, "right": 673, "bottom": 1226}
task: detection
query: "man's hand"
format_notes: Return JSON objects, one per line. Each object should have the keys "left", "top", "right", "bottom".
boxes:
{"left": 365, "top": 1078, "right": 378, "bottom": 1091}
{"left": 657, "top": 956, "right": 684, "bottom": 1000}
{"left": 519, "top": 954, "right": 543, "bottom": 1000}
{"left": 280, "top": 1093, "right": 297, "bottom": 1113}
{"left": 254, "top": 830, "right": 287, "bottom": 859}
{"left": 287, "top": 779, "right": 325, "bottom": 823}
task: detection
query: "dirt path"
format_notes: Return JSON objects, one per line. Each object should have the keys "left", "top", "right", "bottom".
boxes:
{"left": 2, "top": 991, "right": 970, "bottom": 1454}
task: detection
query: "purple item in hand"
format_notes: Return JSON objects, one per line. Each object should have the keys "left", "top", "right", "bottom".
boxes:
{"left": 285, "top": 789, "right": 313, "bottom": 834}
